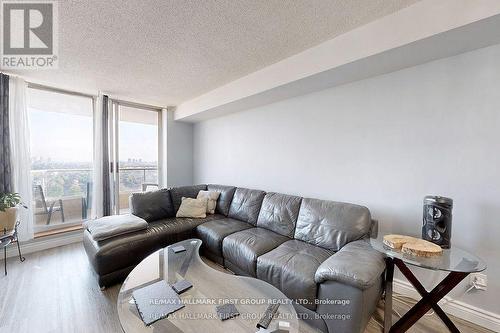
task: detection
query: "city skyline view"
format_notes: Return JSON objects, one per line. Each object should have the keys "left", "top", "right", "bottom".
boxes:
{"left": 29, "top": 108, "right": 158, "bottom": 166}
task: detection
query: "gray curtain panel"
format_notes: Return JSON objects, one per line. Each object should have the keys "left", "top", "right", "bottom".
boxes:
{"left": 102, "top": 95, "right": 111, "bottom": 216}
{"left": 0, "top": 73, "right": 12, "bottom": 194}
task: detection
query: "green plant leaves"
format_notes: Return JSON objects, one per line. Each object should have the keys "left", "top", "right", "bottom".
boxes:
{"left": 0, "top": 192, "right": 22, "bottom": 212}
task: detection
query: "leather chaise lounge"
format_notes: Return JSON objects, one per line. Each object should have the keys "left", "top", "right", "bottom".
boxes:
{"left": 83, "top": 184, "right": 386, "bottom": 333}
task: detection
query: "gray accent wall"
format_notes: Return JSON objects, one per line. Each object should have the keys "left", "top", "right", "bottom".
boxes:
{"left": 192, "top": 44, "right": 500, "bottom": 314}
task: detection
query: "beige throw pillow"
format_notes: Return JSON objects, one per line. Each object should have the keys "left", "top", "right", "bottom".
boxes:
{"left": 197, "top": 190, "right": 220, "bottom": 214}
{"left": 176, "top": 197, "right": 208, "bottom": 218}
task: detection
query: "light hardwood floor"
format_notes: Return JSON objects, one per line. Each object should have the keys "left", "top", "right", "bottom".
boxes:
{"left": 0, "top": 243, "right": 493, "bottom": 333}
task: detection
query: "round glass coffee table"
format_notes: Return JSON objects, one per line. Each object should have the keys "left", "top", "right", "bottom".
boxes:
{"left": 117, "top": 239, "right": 305, "bottom": 332}
{"left": 370, "top": 236, "right": 486, "bottom": 333}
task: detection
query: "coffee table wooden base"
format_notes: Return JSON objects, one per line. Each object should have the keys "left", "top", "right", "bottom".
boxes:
{"left": 384, "top": 258, "right": 469, "bottom": 333}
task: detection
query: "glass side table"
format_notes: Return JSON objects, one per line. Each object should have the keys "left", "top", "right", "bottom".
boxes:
{"left": 370, "top": 236, "right": 486, "bottom": 333}
{"left": 1, "top": 221, "right": 26, "bottom": 276}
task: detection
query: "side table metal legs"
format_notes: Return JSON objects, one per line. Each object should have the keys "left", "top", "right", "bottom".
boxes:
{"left": 2, "top": 224, "right": 26, "bottom": 276}
{"left": 3, "top": 240, "right": 24, "bottom": 276}
{"left": 384, "top": 257, "right": 394, "bottom": 333}
{"left": 384, "top": 258, "right": 469, "bottom": 333}
{"left": 16, "top": 238, "right": 25, "bottom": 262}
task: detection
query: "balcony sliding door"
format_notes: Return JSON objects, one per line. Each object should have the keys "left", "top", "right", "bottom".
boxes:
{"left": 28, "top": 88, "right": 94, "bottom": 234}
{"left": 110, "top": 102, "right": 160, "bottom": 214}
{"left": 28, "top": 88, "right": 162, "bottom": 234}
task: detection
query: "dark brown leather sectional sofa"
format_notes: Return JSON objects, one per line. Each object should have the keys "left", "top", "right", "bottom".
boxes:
{"left": 83, "top": 184, "right": 386, "bottom": 333}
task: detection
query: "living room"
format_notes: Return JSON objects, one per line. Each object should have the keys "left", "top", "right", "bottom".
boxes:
{"left": 0, "top": 1, "right": 499, "bottom": 333}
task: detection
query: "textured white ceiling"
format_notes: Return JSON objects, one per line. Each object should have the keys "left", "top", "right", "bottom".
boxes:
{"left": 5, "top": 0, "right": 420, "bottom": 106}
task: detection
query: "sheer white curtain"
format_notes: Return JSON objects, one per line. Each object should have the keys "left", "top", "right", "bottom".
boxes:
{"left": 8, "top": 77, "right": 34, "bottom": 241}
{"left": 91, "top": 93, "right": 104, "bottom": 219}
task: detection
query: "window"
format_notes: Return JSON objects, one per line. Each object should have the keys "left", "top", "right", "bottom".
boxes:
{"left": 115, "top": 105, "right": 159, "bottom": 213}
{"left": 28, "top": 88, "right": 94, "bottom": 234}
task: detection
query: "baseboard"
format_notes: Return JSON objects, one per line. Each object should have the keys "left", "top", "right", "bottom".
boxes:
{"left": 394, "top": 278, "right": 500, "bottom": 332}
{"left": 1, "top": 231, "right": 83, "bottom": 260}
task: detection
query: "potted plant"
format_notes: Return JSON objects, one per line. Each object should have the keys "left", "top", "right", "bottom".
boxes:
{"left": 0, "top": 193, "right": 26, "bottom": 233}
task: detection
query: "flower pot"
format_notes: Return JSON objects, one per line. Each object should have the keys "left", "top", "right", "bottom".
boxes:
{"left": 0, "top": 207, "right": 18, "bottom": 233}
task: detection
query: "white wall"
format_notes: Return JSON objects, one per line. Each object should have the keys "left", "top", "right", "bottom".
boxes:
{"left": 193, "top": 44, "right": 500, "bottom": 314}
{"left": 166, "top": 111, "right": 193, "bottom": 187}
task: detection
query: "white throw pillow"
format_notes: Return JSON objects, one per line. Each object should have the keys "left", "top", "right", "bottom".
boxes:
{"left": 176, "top": 197, "right": 208, "bottom": 218}
{"left": 197, "top": 190, "right": 220, "bottom": 214}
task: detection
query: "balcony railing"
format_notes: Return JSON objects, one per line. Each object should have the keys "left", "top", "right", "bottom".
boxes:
{"left": 31, "top": 166, "right": 158, "bottom": 230}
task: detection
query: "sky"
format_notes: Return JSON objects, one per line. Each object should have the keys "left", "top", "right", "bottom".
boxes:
{"left": 29, "top": 109, "right": 158, "bottom": 164}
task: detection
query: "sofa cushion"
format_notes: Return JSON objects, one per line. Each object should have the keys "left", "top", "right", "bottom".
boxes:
{"left": 170, "top": 185, "right": 207, "bottom": 212}
{"left": 83, "top": 214, "right": 223, "bottom": 276}
{"left": 257, "top": 240, "right": 333, "bottom": 311}
{"left": 228, "top": 187, "right": 266, "bottom": 225}
{"left": 294, "top": 198, "right": 371, "bottom": 251}
{"left": 196, "top": 218, "right": 253, "bottom": 257}
{"left": 207, "top": 184, "right": 236, "bottom": 216}
{"left": 222, "top": 227, "right": 288, "bottom": 277}
{"left": 130, "top": 189, "right": 174, "bottom": 221}
{"left": 257, "top": 192, "right": 302, "bottom": 238}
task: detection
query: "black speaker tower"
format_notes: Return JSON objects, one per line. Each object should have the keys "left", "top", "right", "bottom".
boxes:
{"left": 422, "top": 195, "right": 453, "bottom": 249}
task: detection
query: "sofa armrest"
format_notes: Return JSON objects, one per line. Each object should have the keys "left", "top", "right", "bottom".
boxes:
{"left": 314, "top": 239, "right": 385, "bottom": 289}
